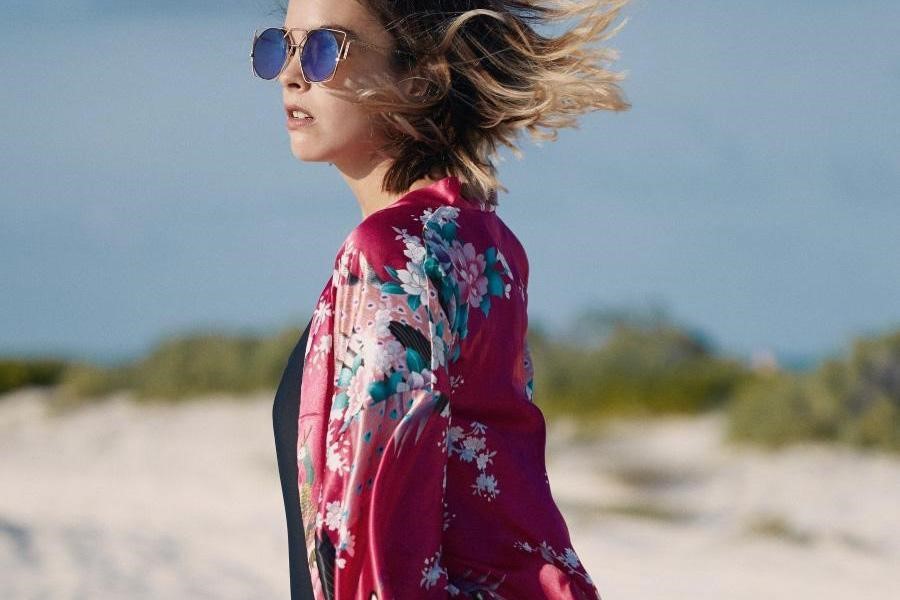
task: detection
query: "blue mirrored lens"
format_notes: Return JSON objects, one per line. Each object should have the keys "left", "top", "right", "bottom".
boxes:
{"left": 253, "top": 28, "right": 288, "bottom": 79}
{"left": 301, "top": 29, "right": 340, "bottom": 82}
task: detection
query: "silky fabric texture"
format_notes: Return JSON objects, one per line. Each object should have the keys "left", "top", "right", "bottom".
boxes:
{"left": 298, "top": 175, "right": 600, "bottom": 599}
{"left": 273, "top": 317, "right": 316, "bottom": 600}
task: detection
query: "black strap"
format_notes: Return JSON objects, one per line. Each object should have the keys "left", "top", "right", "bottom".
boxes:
{"left": 272, "top": 317, "right": 316, "bottom": 600}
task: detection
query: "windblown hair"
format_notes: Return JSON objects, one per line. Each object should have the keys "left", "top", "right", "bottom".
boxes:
{"left": 282, "top": 0, "right": 632, "bottom": 206}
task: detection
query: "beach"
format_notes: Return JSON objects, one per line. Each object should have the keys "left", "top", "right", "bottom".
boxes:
{"left": 1, "top": 387, "right": 897, "bottom": 599}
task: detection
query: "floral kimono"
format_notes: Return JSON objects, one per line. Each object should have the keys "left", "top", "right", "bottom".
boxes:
{"left": 297, "top": 175, "right": 600, "bottom": 599}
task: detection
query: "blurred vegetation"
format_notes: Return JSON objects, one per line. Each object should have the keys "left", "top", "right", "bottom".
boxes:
{"left": 529, "top": 306, "right": 752, "bottom": 422}
{"left": 0, "top": 358, "right": 68, "bottom": 394}
{"left": 50, "top": 325, "right": 302, "bottom": 408}
{"left": 726, "top": 330, "right": 900, "bottom": 452}
{"left": 3, "top": 304, "right": 900, "bottom": 454}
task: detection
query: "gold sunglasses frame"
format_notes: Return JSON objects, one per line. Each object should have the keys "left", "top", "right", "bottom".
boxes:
{"left": 249, "top": 26, "right": 395, "bottom": 84}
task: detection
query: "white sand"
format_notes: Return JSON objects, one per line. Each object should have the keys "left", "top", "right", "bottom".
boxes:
{"left": 1, "top": 387, "right": 898, "bottom": 599}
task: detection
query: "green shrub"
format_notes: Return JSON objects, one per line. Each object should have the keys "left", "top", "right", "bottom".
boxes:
{"left": 531, "top": 311, "right": 750, "bottom": 421}
{"left": 56, "top": 325, "right": 303, "bottom": 403}
{"left": 726, "top": 329, "right": 900, "bottom": 453}
{"left": 0, "top": 359, "right": 68, "bottom": 395}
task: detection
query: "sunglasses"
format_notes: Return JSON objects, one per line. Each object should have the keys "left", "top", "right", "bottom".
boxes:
{"left": 250, "top": 26, "right": 398, "bottom": 84}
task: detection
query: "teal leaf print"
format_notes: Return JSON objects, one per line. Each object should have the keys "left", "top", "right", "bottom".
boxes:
{"left": 381, "top": 281, "right": 405, "bottom": 295}
{"left": 337, "top": 366, "right": 354, "bottom": 387}
{"left": 423, "top": 256, "right": 444, "bottom": 282}
{"left": 332, "top": 392, "right": 349, "bottom": 412}
{"left": 456, "top": 305, "right": 470, "bottom": 339}
{"left": 441, "top": 221, "right": 457, "bottom": 240}
{"left": 406, "top": 347, "right": 426, "bottom": 373}
{"left": 368, "top": 380, "right": 392, "bottom": 404}
{"left": 407, "top": 294, "right": 422, "bottom": 311}
{"left": 486, "top": 269, "right": 504, "bottom": 297}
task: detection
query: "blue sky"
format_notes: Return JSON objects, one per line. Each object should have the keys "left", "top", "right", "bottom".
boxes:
{"left": 2, "top": 1, "right": 898, "bottom": 367}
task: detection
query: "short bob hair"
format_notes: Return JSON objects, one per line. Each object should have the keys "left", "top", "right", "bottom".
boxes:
{"left": 279, "top": 0, "right": 631, "bottom": 207}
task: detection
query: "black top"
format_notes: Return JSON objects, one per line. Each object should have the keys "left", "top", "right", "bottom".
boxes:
{"left": 272, "top": 317, "right": 315, "bottom": 600}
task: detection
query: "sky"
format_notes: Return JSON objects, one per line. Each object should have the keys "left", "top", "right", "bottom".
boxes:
{"left": 2, "top": 1, "right": 898, "bottom": 368}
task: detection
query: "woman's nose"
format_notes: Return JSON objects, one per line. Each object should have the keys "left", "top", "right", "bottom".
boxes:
{"left": 278, "top": 46, "right": 308, "bottom": 89}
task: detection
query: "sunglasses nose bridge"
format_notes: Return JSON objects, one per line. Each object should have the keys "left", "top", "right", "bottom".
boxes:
{"left": 285, "top": 29, "right": 308, "bottom": 53}
{"left": 279, "top": 33, "right": 306, "bottom": 82}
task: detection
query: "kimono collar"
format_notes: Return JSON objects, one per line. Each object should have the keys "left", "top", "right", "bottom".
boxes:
{"left": 409, "top": 174, "right": 461, "bottom": 206}
{"left": 415, "top": 174, "right": 490, "bottom": 212}
{"left": 359, "top": 175, "right": 487, "bottom": 229}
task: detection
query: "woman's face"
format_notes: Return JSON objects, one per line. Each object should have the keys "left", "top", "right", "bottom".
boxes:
{"left": 279, "top": 0, "right": 397, "bottom": 174}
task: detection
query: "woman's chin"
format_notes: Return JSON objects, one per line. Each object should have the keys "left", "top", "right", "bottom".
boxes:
{"left": 289, "top": 140, "right": 329, "bottom": 164}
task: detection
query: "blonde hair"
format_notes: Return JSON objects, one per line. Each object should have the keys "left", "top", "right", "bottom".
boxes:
{"left": 281, "top": 0, "right": 631, "bottom": 206}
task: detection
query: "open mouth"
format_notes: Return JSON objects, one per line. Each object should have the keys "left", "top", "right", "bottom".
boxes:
{"left": 288, "top": 109, "right": 314, "bottom": 122}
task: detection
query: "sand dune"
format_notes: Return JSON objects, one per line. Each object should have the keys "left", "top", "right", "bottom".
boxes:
{"left": 1, "top": 387, "right": 898, "bottom": 599}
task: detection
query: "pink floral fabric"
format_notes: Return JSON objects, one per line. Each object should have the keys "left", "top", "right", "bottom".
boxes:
{"left": 297, "top": 175, "right": 600, "bottom": 599}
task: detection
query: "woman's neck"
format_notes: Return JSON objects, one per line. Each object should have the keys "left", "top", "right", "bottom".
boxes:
{"left": 339, "top": 159, "right": 444, "bottom": 221}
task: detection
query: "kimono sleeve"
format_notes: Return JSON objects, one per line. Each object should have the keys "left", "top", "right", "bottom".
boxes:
{"left": 317, "top": 228, "right": 457, "bottom": 599}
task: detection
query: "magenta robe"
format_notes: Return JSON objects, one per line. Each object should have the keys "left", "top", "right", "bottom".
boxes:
{"left": 297, "top": 175, "right": 600, "bottom": 599}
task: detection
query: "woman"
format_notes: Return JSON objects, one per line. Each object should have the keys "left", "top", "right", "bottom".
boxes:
{"left": 262, "top": 0, "right": 630, "bottom": 598}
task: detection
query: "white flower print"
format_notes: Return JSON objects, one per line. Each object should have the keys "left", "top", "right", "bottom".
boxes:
{"left": 475, "top": 451, "right": 495, "bottom": 470}
{"left": 357, "top": 336, "right": 387, "bottom": 377}
{"left": 345, "top": 369, "right": 371, "bottom": 422}
{"left": 473, "top": 473, "right": 499, "bottom": 500}
{"left": 373, "top": 306, "right": 393, "bottom": 338}
{"left": 360, "top": 334, "right": 402, "bottom": 377}
{"left": 420, "top": 549, "right": 447, "bottom": 589}
{"left": 336, "top": 242, "right": 354, "bottom": 279}
{"left": 325, "top": 500, "right": 343, "bottom": 531}
{"left": 419, "top": 205, "right": 460, "bottom": 227}
{"left": 442, "top": 505, "right": 455, "bottom": 532}
{"left": 397, "top": 261, "right": 430, "bottom": 305}
{"left": 448, "top": 421, "right": 500, "bottom": 501}
{"left": 399, "top": 367, "right": 431, "bottom": 394}
{"left": 462, "top": 436, "right": 486, "bottom": 452}
{"left": 539, "top": 541, "right": 555, "bottom": 563}
{"left": 338, "top": 522, "right": 356, "bottom": 557}
{"left": 562, "top": 548, "right": 581, "bottom": 570}
{"left": 402, "top": 236, "right": 427, "bottom": 264}
{"left": 391, "top": 225, "right": 422, "bottom": 253}
{"left": 429, "top": 318, "right": 446, "bottom": 369}
{"left": 460, "top": 436, "right": 485, "bottom": 462}
{"left": 382, "top": 339, "right": 408, "bottom": 373}
{"left": 311, "top": 298, "right": 333, "bottom": 335}
{"left": 514, "top": 539, "right": 594, "bottom": 588}
{"left": 325, "top": 439, "right": 349, "bottom": 473}
{"left": 309, "top": 333, "right": 331, "bottom": 365}
{"left": 448, "top": 426, "right": 465, "bottom": 443}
